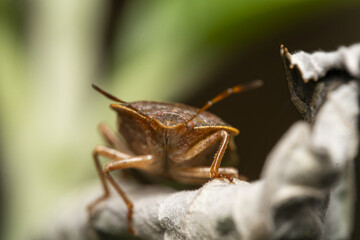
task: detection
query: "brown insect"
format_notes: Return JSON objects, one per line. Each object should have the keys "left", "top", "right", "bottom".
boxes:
{"left": 88, "top": 80, "right": 263, "bottom": 234}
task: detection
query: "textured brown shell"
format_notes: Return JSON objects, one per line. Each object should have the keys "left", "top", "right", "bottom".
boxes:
{"left": 110, "top": 101, "right": 239, "bottom": 134}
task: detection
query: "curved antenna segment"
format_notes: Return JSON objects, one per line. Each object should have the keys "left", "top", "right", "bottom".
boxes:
{"left": 185, "top": 80, "right": 263, "bottom": 123}
{"left": 92, "top": 84, "right": 127, "bottom": 103}
{"left": 92, "top": 84, "right": 151, "bottom": 121}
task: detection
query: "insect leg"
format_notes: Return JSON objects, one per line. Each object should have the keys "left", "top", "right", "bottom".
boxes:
{"left": 97, "top": 123, "right": 133, "bottom": 155}
{"left": 171, "top": 166, "right": 239, "bottom": 184}
{"left": 173, "top": 130, "right": 234, "bottom": 180}
{"left": 209, "top": 130, "right": 230, "bottom": 179}
{"left": 88, "top": 146, "right": 131, "bottom": 212}
{"left": 88, "top": 145, "right": 154, "bottom": 234}
{"left": 102, "top": 154, "right": 154, "bottom": 234}
{"left": 175, "top": 130, "right": 226, "bottom": 161}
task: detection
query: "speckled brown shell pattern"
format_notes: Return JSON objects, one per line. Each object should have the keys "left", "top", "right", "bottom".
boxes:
{"left": 130, "top": 101, "right": 233, "bottom": 128}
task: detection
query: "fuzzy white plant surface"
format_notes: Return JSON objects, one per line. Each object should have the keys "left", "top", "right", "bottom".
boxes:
{"left": 287, "top": 43, "right": 360, "bottom": 82}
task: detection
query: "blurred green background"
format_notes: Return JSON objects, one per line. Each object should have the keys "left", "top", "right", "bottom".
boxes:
{"left": 1, "top": 0, "right": 359, "bottom": 239}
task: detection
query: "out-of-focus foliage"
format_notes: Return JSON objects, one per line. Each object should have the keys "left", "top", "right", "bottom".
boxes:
{"left": 111, "top": 0, "right": 333, "bottom": 101}
{"left": 0, "top": 0, "right": 355, "bottom": 239}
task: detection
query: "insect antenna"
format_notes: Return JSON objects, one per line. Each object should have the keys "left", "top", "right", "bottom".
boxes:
{"left": 92, "top": 84, "right": 151, "bottom": 120}
{"left": 92, "top": 84, "right": 127, "bottom": 103}
{"left": 185, "top": 79, "right": 263, "bottom": 124}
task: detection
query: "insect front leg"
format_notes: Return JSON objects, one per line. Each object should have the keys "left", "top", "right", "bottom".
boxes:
{"left": 88, "top": 145, "right": 154, "bottom": 235}
{"left": 209, "top": 130, "right": 230, "bottom": 179}
{"left": 97, "top": 122, "right": 133, "bottom": 155}
{"left": 173, "top": 130, "right": 233, "bottom": 180}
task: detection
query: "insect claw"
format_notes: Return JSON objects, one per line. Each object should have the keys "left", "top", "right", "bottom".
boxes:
{"left": 210, "top": 172, "right": 235, "bottom": 183}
